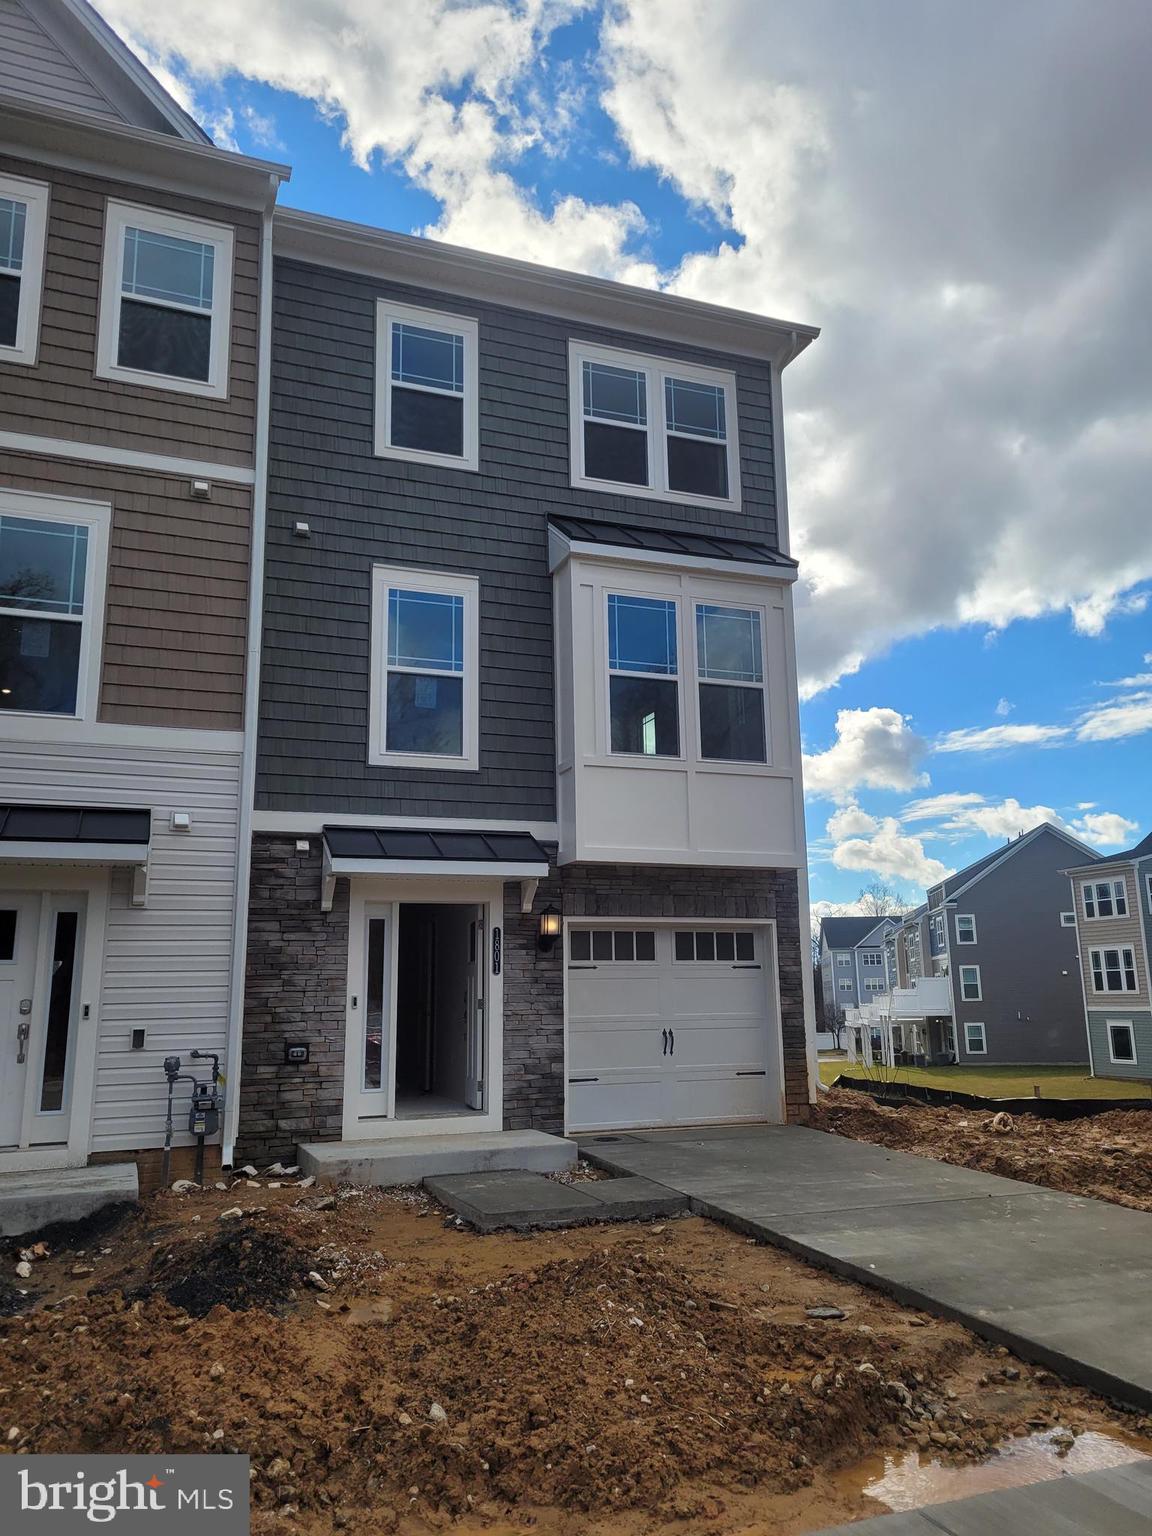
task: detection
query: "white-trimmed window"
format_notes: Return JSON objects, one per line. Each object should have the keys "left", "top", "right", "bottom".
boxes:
{"left": 964, "top": 1022, "right": 986, "bottom": 1055}
{"left": 606, "top": 591, "right": 680, "bottom": 757}
{"left": 1082, "top": 878, "right": 1128, "bottom": 919}
{"left": 675, "top": 929, "right": 756, "bottom": 962}
{"left": 97, "top": 201, "right": 233, "bottom": 397}
{"left": 0, "top": 172, "right": 49, "bottom": 367}
{"left": 369, "top": 565, "right": 479, "bottom": 771}
{"left": 0, "top": 490, "right": 108, "bottom": 720}
{"left": 942, "top": 1021, "right": 957, "bottom": 1055}
{"left": 569, "top": 928, "right": 656, "bottom": 963}
{"left": 861, "top": 950, "right": 883, "bottom": 967}
{"left": 1146, "top": 872, "right": 1152, "bottom": 916}
{"left": 838, "top": 978, "right": 853, "bottom": 992}
{"left": 695, "top": 601, "right": 766, "bottom": 762}
{"left": 374, "top": 299, "right": 479, "bottom": 470}
{"left": 955, "top": 914, "right": 977, "bottom": 945}
{"left": 959, "top": 964, "right": 982, "bottom": 1001}
{"left": 569, "top": 341, "right": 740, "bottom": 507}
{"left": 1090, "top": 947, "right": 1137, "bottom": 994}
{"left": 1060, "top": 912, "right": 1076, "bottom": 927}
{"left": 1107, "top": 1020, "right": 1136, "bottom": 1066}
{"left": 836, "top": 954, "right": 851, "bottom": 967}
{"left": 864, "top": 977, "right": 885, "bottom": 993}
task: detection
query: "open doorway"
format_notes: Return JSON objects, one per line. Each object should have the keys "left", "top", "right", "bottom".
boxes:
{"left": 394, "top": 903, "right": 484, "bottom": 1119}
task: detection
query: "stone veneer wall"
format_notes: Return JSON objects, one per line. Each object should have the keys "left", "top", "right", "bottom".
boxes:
{"left": 237, "top": 836, "right": 350, "bottom": 1165}
{"left": 502, "top": 862, "right": 809, "bottom": 1135}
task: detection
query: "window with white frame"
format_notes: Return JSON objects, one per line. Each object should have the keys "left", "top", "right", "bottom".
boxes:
{"left": 836, "top": 954, "right": 851, "bottom": 967}
{"left": 1146, "top": 872, "right": 1152, "bottom": 916}
{"left": 930, "top": 913, "right": 944, "bottom": 946}
{"left": 959, "top": 964, "right": 982, "bottom": 1001}
{"left": 569, "top": 341, "right": 739, "bottom": 506}
{"left": 1090, "top": 946, "right": 1137, "bottom": 994}
{"left": 569, "top": 929, "right": 657, "bottom": 963}
{"left": 374, "top": 299, "right": 479, "bottom": 470}
{"left": 97, "top": 201, "right": 233, "bottom": 397}
{"left": 864, "top": 977, "right": 885, "bottom": 993}
{"left": 1107, "top": 1020, "right": 1136, "bottom": 1066}
{"left": 606, "top": 592, "right": 680, "bottom": 757}
{"left": 695, "top": 602, "right": 766, "bottom": 761}
{"left": 838, "top": 978, "right": 853, "bottom": 991}
{"left": 942, "top": 1021, "right": 957, "bottom": 1055}
{"left": 369, "top": 566, "right": 479, "bottom": 770}
{"left": 1082, "top": 878, "right": 1128, "bottom": 919}
{"left": 0, "top": 493, "right": 107, "bottom": 719}
{"left": 955, "top": 914, "right": 977, "bottom": 944}
{"left": 1060, "top": 912, "right": 1076, "bottom": 927}
{"left": 964, "top": 1022, "right": 986, "bottom": 1054}
{"left": 0, "top": 172, "right": 49, "bottom": 366}
{"left": 861, "top": 950, "right": 884, "bottom": 967}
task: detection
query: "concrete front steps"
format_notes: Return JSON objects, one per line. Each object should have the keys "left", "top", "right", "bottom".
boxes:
{"left": 0, "top": 1163, "right": 139, "bottom": 1237}
{"left": 297, "top": 1129, "right": 576, "bottom": 1187}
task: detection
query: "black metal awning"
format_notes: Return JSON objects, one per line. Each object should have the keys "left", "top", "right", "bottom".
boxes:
{"left": 320, "top": 826, "right": 552, "bottom": 912}
{"left": 548, "top": 513, "right": 798, "bottom": 571}
{"left": 0, "top": 805, "right": 152, "bottom": 844}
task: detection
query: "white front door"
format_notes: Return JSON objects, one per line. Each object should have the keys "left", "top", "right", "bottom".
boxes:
{"left": 566, "top": 923, "right": 778, "bottom": 1132}
{"left": 0, "top": 891, "right": 86, "bottom": 1151}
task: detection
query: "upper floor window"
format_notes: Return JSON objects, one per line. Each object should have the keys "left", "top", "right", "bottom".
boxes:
{"left": 607, "top": 592, "right": 680, "bottom": 757}
{"left": 959, "top": 964, "right": 982, "bottom": 1001}
{"left": 1090, "top": 947, "right": 1137, "bottom": 994}
{"left": 569, "top": 341, "right": 739, "bottom": 508}
{"left": 1083, "top": 878, "right": 1127, "bottom": 919}
{"left": 696, "top": 603, "right": 766, "bottom": 762}
{"left": 861, "top": 950, "right": 883, "bottom": 966}
{"left": 375, "top": 299, "right": 479, "bottom": 470}
{"left": 1060, "top": 912, "right": 1076, "bottom": 927}
{"left": 0, "top": 492, "right": 108, "bottom": 720}
{"left": 97, "top": 202, "right": 233, "bottom": 398}
{"left": 955, "top": 914, "right": 977, "bottom": 944}
{"left": 369, "top": 565, "right": 479, "bottom": 771}
{"left": 0, "top": 173, "right": 49, "bottom": 368}
{"left": 836, "top": 954, "right": 851, "bottom": 966}
{"left": 1147, "top": 872, "right": 1152, "bottom": 915}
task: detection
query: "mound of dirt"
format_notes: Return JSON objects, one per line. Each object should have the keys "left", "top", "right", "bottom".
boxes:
{"left": 0, "top": 1276, "right": 37, "bottom": 1316}
{"left": 812, "top": 1088, "right": 1152, "bottom": 1210}
{"left": 141, "top": 1224, "right": 314, "bottom": 1317}
{"left": 5, "top": 1201, "right": 140, "bottom": 1259}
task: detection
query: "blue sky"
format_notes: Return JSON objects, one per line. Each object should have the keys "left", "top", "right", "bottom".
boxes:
{"left": 99, "top": 1, "right": 1152, "bottom": 909}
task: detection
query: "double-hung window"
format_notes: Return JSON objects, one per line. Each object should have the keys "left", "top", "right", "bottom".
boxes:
{"left": 695, "top": 602, "right": 766, "bottom": 761}
{"left": 955, "top": 914, "right": 977, "bottom": 944}
{"left": 369, "top": 566, "right": 479, "bottom": 771}
{"left": 570, "top": 342, "right": 739, "bottom": 507}
{"left": 97, "top": 202, "right": 233, "bottom": 397}
{"left": 0, "top": 492, "right": 107, "bottom": 719}
{"left": 1090, "top": 947, "right": 1137, "bottom": 994}
{"left": 0, "top": 173, "right": 49, "bottom": 367}
{"left": 964, "top": 1022, "right": 987, "bottom": 1054}
{"left": 1083, "top": 879, "right": 1128, "bottom": 919}
{"left": 959, "top": 964, "right": 982, "bottom": 1001}
{"left": 375, "top": 299, "right": 479, "bottom": 470}
{"left": 606, "top": 592, "right": 680, "bottom": 757}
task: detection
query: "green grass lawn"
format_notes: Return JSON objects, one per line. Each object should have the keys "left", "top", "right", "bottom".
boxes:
{"left": 817, "top": 1059, "right": 1152, "bottom": 1100}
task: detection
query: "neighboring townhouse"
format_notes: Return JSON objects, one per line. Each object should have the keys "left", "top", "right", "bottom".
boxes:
{"left": 1064, "top": 830, "right": 1152, "bottom": 1080}
{"left": 0, "top": 0, "right": 287, "bottom": 1182}
{"left": 847, "top": 824, "right": 1097, "bottom": 1068}
{"left": 816, "top": 914, "right": 901, "bottom": 1047}
{"left": 238, "top": 212, "right": 819, "bottom": 1162}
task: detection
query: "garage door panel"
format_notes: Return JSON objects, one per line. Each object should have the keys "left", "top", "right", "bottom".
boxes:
{"left": 667, "top": 1023, "right": 765, "bottom": 1069}
{"left": 569, "top": 971, "right": 661, "bottom": 1018}
{"left": 664, "top": 970, "right": 765, "bottom": 1019}
{"left": 568, "top": 1024, "right": 665, "bottom": 1072}
{"left": 667, "top": 1071, "right": 770, "bottom": 1124}
{"left": 568, "top": 1073, "right": 664, "bottom": 1132}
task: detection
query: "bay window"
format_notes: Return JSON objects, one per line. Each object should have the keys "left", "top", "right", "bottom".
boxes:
{"left": 695, "top": 602, "right": 766, "bottom": 761}
{"left": 607, "top": 592, "right": 680, "bottom": 757}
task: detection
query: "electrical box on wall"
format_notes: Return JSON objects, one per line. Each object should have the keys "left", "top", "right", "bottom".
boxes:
{"left": 285, "top": 1043, "right": 309, "bottom": 1065}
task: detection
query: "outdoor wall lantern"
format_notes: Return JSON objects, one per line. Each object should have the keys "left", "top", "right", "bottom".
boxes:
{"left": 537, "top": 904, "right": 562, "bottom": 953}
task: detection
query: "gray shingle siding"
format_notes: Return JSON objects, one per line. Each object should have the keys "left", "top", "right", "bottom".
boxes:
{"left": 256, "top": 258, "right": 779, "bottom": 816}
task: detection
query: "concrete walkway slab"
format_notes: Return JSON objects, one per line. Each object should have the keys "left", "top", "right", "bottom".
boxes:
{"left": 580, "top": 1125, "right": 1152, "bottom": 1408}
{"left": 424, "top": 1169, "right": 687, "bottom": 1231}
{"left": 0, "top": 1163, "right": 138, "bottom": 1237}
{"left": 299, "top": 1129, "right": 575, "bottom": 1186}
{"left": 816, "top": 1458, "right": 1152, "bottom": 1534}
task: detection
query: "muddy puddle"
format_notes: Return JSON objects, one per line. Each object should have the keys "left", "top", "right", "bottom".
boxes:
{"left": 844, "top": 1427, "right": 1149, "bottom": 1514}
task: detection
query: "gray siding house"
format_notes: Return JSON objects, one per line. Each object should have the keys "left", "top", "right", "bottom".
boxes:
{"left": 817, "top": 915, "right": 897, "bottom": 1033}
{"left": 239, "top": 214, "right": 819, "bottom": 1162}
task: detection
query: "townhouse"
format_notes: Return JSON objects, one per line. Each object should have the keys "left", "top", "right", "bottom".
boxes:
{"left": 0, "top": 0, "right": 286, "bottom": 1181}
{"left": 1064, "top": 830, "right": 1152, "bottom": 1079}
{"left": 817, "top": 914, "right": 900, "bottom": 1045}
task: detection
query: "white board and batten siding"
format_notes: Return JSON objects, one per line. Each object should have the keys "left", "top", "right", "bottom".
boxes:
{"left": 0, "top": 738, "right": 241, "bottom": 1153}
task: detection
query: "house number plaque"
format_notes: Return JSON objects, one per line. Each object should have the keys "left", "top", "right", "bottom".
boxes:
{"left": 492, "top": 926, "right": 502, "bottom": 975}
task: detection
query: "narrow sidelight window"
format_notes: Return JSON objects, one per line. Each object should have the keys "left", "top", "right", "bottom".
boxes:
{"left": 0, "top": 173, "right": 48, "bottom": 365}
{"left": 98, "top": 202, "right": 233, "bottom": 396}
{"left": 0, "top": 513, "right": 90, "bottom": 715}
{"left": 39, "top": 910, "right": 79, "bottom": 1113}
{"left": 696, "top": 602, "right": 766, "bottom": 761}
{"left": 376, "top": 300, "right": 478, "bottom": 469}
{"left": 607, "top": 592, "right": 680, "bottom": 756}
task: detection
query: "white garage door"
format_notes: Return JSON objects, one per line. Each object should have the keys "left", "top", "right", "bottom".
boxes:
{"left": 566, "top": 924, "right": 777, "bottom": 1132}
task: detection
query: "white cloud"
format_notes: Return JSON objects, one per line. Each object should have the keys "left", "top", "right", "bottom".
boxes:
{"left": 900, "top": 792, "right": 985, "bottom": 823}
{"left": 1073, "top": 811, "right": 1139, "bottom": 846}
{"left": 828, "top": 813, "right": 952, "bottom": 888}
{"left": 935, "top": 722, "right": 1071, "bottom": 753}
{"left": 803, "top": 708, "right": 927, "bottom": 801}
{"left": 900, "top": 793, "right": 1139, "bottom": 849}
{"left": 825, "top": 802, "right": 880, "bottom": 840}
{"left": 1076, "top": 692, "right": 1152, "bottom": 742}
{"left": 994, "top": 697, "right": 1014, "bottom": 717}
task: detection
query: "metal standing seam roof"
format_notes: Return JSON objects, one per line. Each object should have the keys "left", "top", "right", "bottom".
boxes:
{"left": 0, "top": 804, "right": 151, "bottom": 843}
{"left": 323, "top": 827, "right": 551, "bottom": 865}
{"left": 548, "top": 513, "right": 798, "bottom": 569}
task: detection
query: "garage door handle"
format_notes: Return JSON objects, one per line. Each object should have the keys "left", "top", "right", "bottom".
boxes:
{"left": 737, "top": 1070, "right": 766, "bottom": 1077}
{"left": 568, "top": 1076, "right": 599, "bottom": 1083}
{"left": 733, "top": 963, "right": 762, "bottom": 969}
{"left": 662, "top": 1028, "right": 668, "bottom": 1055}
{"left": 668, "top": 1028, "right": 674, "bottom": 1055}
{"left": 568, "top": 964, "right": 598, "bottom": 970}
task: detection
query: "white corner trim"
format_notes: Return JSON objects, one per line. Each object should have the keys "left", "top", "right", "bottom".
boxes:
{"left": 0, "top": 172, "right": 49, "bottom": 368}
{"left": 0, "top": 429, "right": 255, "bottom": 485}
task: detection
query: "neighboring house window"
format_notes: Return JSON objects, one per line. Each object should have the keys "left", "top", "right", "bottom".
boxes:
{"left": 97, "top": 201, "right": 233, "bottom": 398}
{"left": 607, "top": 592, "right": 680, "bottom": 757}
{"left": 695, "top": 602, "right": 766, "bottom": 762}
{"left": 864, "top": 978, "right": 885, "bottom": 993}
{"left": 1146, "top": 873, "right": 1152, "bottom": 916}
{"left": 837, "top": 954, "right": 851, "bottom": 966}
{"left": 1090, "top": 947, "right": 1137, "bottom": 994}
{"left": 955, "top": 914, "right": 977, "bottom": 944}
{"left": 569, "top": 341, "right": 739, "bottom": 507}
{"left": 674, "top": 930, "right": 756, "bottom": 962}
{"left": 1082, "top": 879, "right": 1128, "bottom": 919}
{"left": 964, "top": 1022, "right": 987, "bottom": 1054}
{"left": 374, "top": 299, "right": 479, "bottom": 470}
{"left": 838, "top": 979, "right": 853, "bottom": 991}
{"left": 368, "top": 565, "right": 479, "bottom": 770}
{"left": 959, "top": 964, "right": 982, "bottom": 1001}
{"left": 861, "top": 951, "right": 883, "bottom": 966}
{"left": 569, "top": 929, "right": 657, "bottom": 963}
{"left": 942, "top": 1021, "right": 957, "bottom": 1055}
{"left": 1106, "top": 1021, "right": 1136, "bottom": 1066}
{"left": 0, "top": 493, "right": 108, "bottom": 720}
{"left": 1060, "top": 912, "right": 1076, "bottom": 927}
{"left": 0, "top": 172, "right": 49, "bottom": 367}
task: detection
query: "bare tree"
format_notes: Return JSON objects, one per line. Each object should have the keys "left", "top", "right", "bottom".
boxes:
{"left": 856, "top": 879, "right": 910, "bottom": 917}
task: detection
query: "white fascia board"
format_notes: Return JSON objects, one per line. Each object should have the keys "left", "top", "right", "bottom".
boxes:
{"left": 252, "top": 810, "right": 560, "bottom": 839}
{"left": 327, "top": 858, "right": 550, "bottom": 880}
{"left": 547, "top": 529, "right": 798, "bottom": 583}
{"left": 274, "top": 208, "right": 818, "bottom": 368}
{"left": 0, "top": 841, "right": 148, "bottom": 864}
{"left": 0, "top": 95, "right": 289, "bottom": 209}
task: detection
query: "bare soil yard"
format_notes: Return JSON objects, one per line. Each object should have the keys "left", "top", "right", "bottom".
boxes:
{"left": 812, "top": 1085, "right": 1152, "bottom": 1211}
{"left": 2, "top": 1179, "right": 1150, "bottom": 1535}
